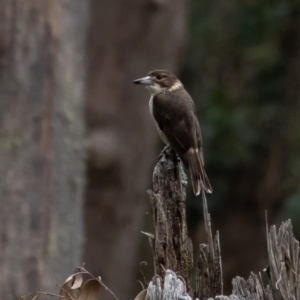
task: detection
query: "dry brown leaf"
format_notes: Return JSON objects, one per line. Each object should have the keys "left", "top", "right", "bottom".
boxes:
{"left": 65, "top": 275, "right": 74, "bottom": 283}
{"left": 71, "top": 274, "right": 83, "bottom": 290}
{"left": 60, "top": 268, "right": 84, "bottom": 299}
{"left": 78, "top": 279, "right": 101, "bottom": 300}
{"left": 70, "top": 269, "right": 84, "bottom": 289}
{"left": 133, "top": 289, "right": 147, "bottom": 300}
{"left": 64, "top": 269, "right": 83, "bottom": 290}
{"left": 59, "top": 279, "right": 80, "bottom": 300}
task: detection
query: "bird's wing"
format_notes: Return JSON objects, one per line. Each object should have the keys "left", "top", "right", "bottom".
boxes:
{"left": 152, "top": 92, "right": 198, "bottom": 161}
{"left": 153, "top": 91, "right": 213, "bottom": 194}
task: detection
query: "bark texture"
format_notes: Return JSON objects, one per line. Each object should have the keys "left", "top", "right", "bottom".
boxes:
{"left": 148, "top": 147, "right": 193, "bottom": 291}
{"left": 207, "top": 219, "right": 300, "bottom": 300}
{"left": 146, "top": 152, "right": 300, "bottom": 300}
{"left": 84, "top": 1, "right": 187, "bottom": 299}
{"left": 0, "top": 1, "right": 87, "bottom": 299}
{"left": 146, "top": 270, "right": 192, "bottom": 300}
{"left": 196, "top": 194, "right": 223, "bottom": 300}
{"left": 147, "top": 148, "right": 222, "bottom": 298}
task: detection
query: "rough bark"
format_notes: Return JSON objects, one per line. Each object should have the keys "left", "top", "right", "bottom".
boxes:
{"left": 196, "top": 194, "right": 223, "bottom": 300}
{"left": 148, "top": 146, "right": 193, "bottom": 291}
{"left": 84, "top": 1, "right": 187, "bottom": 299}
{"left": 207, "top": 219, "right": 300, "bottom": 300}
{"left": 146, "top": 270, "right": 192, "bottom": 300}
{"left": 0, "top": 1, "right": 87, "bottom": 299}
{"left": 146, "top": 152, "right": 300, "bottom": 300}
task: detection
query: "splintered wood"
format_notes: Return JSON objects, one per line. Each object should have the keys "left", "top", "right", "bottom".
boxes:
{"left": 147, "top": 146, "right": 193, "bottom": 291}
{"left": 195, "top": 193, "right": 223, "bottom": 299}
{"left": 144, "top": 148, "right": 300, "bottom": 300}
{"left": 208, "top": 220, "right": 300, "bottom": 300}
{"left": 146, "top": 270, "right": 192, "bottom": 300}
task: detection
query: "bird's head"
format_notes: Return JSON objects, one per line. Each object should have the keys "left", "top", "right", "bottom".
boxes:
{"left": 133, "top": 70, "right": 182, "bottom": 95}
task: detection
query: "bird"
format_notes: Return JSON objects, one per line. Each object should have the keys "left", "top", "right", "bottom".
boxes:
{"left": 133, "top": 70, "right": 212, "bottom": 196}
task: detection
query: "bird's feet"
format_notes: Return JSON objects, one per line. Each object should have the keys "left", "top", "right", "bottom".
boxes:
{"left": 156, "top": 145, "right": 188, "bottom": 189}
{"left": 159, "top": 145, "right": 180, "bottom": 169}
{"left": 158, "top": 145, "right": 172, "bottom": 160}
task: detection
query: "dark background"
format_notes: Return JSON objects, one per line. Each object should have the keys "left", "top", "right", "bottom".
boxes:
{"left": 1, "top": 0, "right": 300, "bottom": 299}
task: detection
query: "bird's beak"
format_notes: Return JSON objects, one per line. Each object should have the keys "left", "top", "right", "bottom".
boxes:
{"left": 133, "top": 76, "right": 153, "bottom": 85}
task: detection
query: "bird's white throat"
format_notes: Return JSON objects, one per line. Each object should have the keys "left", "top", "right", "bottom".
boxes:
{"left": 146, "top": 82, "right": 163, "bottom": 96}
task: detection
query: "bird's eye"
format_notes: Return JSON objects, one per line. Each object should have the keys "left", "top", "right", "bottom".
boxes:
{"left": 156, "top": 75, "right": 162, "bottom": 80}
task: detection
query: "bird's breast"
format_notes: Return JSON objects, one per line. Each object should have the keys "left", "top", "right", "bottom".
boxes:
{"left": 149, "top": 95, "right": 169, "bottom": 144}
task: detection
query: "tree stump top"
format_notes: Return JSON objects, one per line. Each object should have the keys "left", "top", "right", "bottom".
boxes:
{"left": 144, "top": 148, "right": 300, "bottom": 300}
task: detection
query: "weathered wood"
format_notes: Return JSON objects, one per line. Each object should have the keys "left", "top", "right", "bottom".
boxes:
{"left": 146, "top": 270, "right": 192, "bottom": 300}
{"left": 146, "top": 148, "right": 300, "bottom": 300}
{"left": 266, "top": 219, "right": 300, "bottom": 300}
{"left": 206, "top": 219, "right": 300, "bottom": 300}
{"left": 195, "top": 193, "right": 223, "bottom": 300}
{"left": 148, "top": 146, "right": 193, "bottom": 292}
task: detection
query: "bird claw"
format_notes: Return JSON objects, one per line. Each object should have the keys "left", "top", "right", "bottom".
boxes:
{"left": 158, "top": 145, "right": 171, "bottom": 160}
{"left": 156, "top": 145, "right": 188, "bottom": 190}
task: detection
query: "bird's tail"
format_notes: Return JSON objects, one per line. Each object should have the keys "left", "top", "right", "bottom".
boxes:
{"left": 186, "top": 148, "right": 213, "bottom": 196}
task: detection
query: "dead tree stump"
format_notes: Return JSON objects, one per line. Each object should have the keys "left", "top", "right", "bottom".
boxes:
{"left": 195, "top": 193, "right": 223, "bottom": 299}
{"left": 143, "top": 147, "right": 300, "bottom": 300}
{"left": 147, "top": 146, "right": 193, "bottom": 291}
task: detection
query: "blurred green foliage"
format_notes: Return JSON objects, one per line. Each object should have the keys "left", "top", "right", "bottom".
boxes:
{"left": 182, "top": 0, "right": 300, "bottom": 228}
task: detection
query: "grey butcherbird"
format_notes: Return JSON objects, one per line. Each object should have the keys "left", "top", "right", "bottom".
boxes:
{"left": 133, "top": 70, "right": 212, "bottom": 196}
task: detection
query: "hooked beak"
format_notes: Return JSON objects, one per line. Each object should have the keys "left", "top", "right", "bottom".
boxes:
{"left": 133, "top": 76, "right": 153, "bottom": 85}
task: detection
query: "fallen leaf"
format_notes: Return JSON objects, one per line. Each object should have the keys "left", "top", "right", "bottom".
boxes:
{"left": 78, "top": 279, "right": 101, "bottom": 300}
{"left": 71, "top": 269, "right": 83, "bottom": 289}
{"left": 133, "top": 289, "right": 147, "bottom": 300}
{"left": 59, "top": 279, "right": 80, "bottom": 300}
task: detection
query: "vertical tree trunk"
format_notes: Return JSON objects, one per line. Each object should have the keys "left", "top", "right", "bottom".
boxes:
{"left": 84, "top": 1, "right": 187, "bottom": 299}
{"left": 0, "top": 1, "right": 87, "bottom": 299}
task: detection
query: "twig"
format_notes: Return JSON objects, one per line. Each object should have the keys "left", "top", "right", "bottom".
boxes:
{"left": 137, "top": 280, "right": 145, "bottom": 290}
{"left": 139, "top": 261, "right": 149, "bottom": 286}
{"left": 38, "top": 291, "right": 69, "bottom": 299}
{"left": 54, "top": 283, "right": 77, "bottom": 300}
{"left": 275, "top": 274, "right": 282, "bottom": 290}
{"left": 81, "top": 267, "right": 120, "bottom": 300}
{"left": 19, "top": 291, "right": 36, "bottom": 300}
{"left": 160, "top": 264, "right": 166, "bottom": 272}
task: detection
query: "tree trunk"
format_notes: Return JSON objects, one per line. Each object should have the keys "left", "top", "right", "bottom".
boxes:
{"left": 148, "top": 147, "right": 193, "bottom": 291}
{"left": 0, "top": 1, "right": 87, "bottom": 299}
{"left": 84, "top": 1, "right": 187, "bottom": 299}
